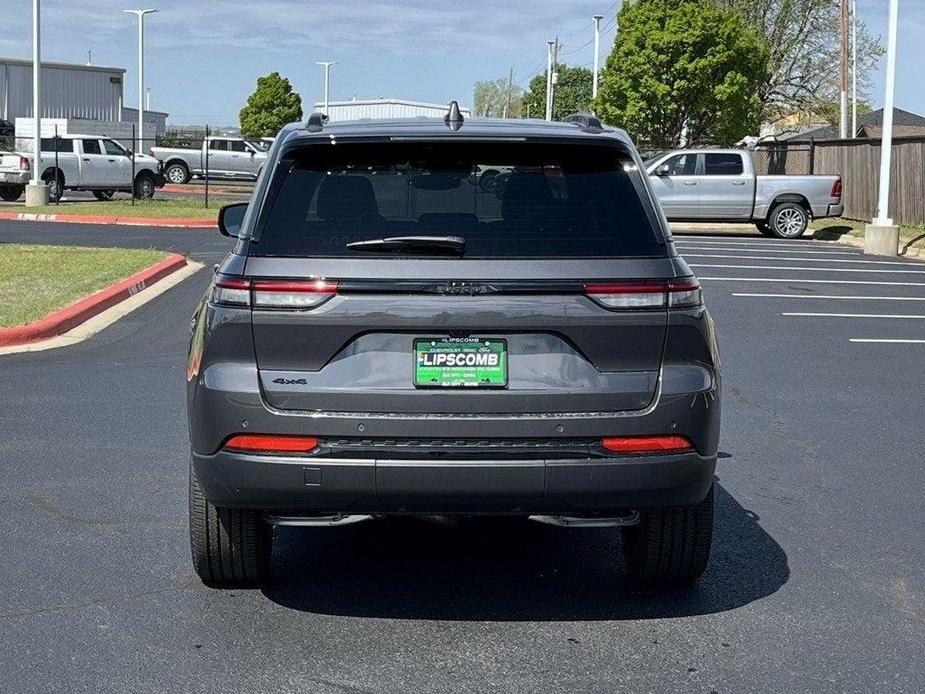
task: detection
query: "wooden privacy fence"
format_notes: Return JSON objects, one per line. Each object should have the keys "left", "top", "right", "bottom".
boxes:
{"left": 754, "top": 136, "right": 925, "bottom": 225}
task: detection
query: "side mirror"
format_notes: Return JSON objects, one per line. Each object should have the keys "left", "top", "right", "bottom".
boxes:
{"left": 218, "top": 202, "right": 248, "bottom": 237}
{"left": 655, "top": 164, "right": 671, "bottom": 177}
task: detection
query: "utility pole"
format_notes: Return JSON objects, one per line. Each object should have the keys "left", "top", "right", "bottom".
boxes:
{"left": 26, "top": 0, "right": 48, "bottom": 206}
{"left": 839, "top": 0, "right": 848, "bottom": 138}
{"left": 545, "top": 41, "right": 555, "bottom": 121}
{"left": 316, "top": 61, "right": 335, "bottom": 113}
{"left": 146, "top": 87, "right": 151, "bottom": 110}
{"left": 503, "top": 67, "right": 514, "bottom": 118}
{"left": 551, "top": 37, "right": 559, "bottom": 119}
{"left": 592, "top": 15, "right": 603, "bottom": 100}
{"left": 864, "top": 0, "right": 900, "bottom": 256}
{"left": 123, "top": 9, "right": 157, "bottom": 155}
{"left": 851, "top": 0, "right": 858, "bottom": 137}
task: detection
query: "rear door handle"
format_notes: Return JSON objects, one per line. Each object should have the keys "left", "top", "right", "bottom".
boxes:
{"left": 732, "top": 181, "right": 746, "bottom": 186}
{"left": 108, "top": 159, "right": 116, "bottom": 162}
{"left": 82, "top": 158, "right": 90, "bottom": 162}
{"left": 683, "top": 181, "right": 697, "bottom": 186}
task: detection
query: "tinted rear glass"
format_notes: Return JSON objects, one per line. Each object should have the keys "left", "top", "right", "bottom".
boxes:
{"left": 249, "top": 141, "right": 665, "bottom": 258}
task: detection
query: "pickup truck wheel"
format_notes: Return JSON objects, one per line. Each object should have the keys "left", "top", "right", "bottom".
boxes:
{"left": 43, "top": 172, "right": 64, "bottom": 202}
{"left": 134, "top": 172, "right": 156, "bottom": 199}
{"left": 189, "top": 462, "right": 272, "bottom": 586}
{"left": 0, "top": 184, "right": 24, "bottom": 201}
{"left": 92, "top": 189, "right": 115, "bottom": 201}
{"left": 768, "top": 202, "right": 809, "bottom": 239}
{"left": 621, "top": 483, "right": 713, "bottom": 585}
{"left": 165, "top": 162, "right": 190, "bottom": 185}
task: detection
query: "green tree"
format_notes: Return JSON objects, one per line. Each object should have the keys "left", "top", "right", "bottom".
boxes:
{"left": 473, "top": 77, "right": 522, "bottom": 117}
{"left": 239, "top": 72, "right": 303, "bottom": 138}
{"left": 522, "top": 65, "right": 593, "bottom": 121}
{"left": 593, "top": 0, "right": 768, "bottom": 149}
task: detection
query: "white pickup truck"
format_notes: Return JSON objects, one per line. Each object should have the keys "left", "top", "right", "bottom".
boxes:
{"left": 1, "top": 134, "right": 165, "bottom": 202}
{"left": 645, "top": 149, "right": 843, "bottom": 238}
{"left": 151, "top": 136, "right": 267, "bottom": 184}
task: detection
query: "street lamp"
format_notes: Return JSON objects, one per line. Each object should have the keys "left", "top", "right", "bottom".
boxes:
{"left": 316, "top": 61, "right": 335, "bottom": 113}
{"left": 592, "top": 15, "right": 604, "bottom": 100}
{"left": 26, "top": 0, "right": 48, "bottom": 206}
{"left": 864, "top": 0, "right": 900, "bottom": 256}
{"left": 123, "top": 9, "right": 157, "bottom": 154}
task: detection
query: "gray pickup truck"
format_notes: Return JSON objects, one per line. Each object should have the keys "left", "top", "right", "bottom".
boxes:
{"left": 645, "top": 149, "right": 843, "bottom": 238}
{"left": 151, "top": 136, "right": 267, "bottom": 184}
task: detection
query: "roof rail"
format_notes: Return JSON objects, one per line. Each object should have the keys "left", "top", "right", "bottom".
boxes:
{"left": 306, "top": 111, "right": 328, "bottom": 133}
{"left": 444, "top": 100, "right": 464, "bottom": 131}
{"left": 563, "top": 113, "right": 603, "bottom": 132}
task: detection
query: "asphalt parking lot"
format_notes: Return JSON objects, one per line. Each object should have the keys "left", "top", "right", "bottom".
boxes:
{"left": 0, "top": 222, "right": 922, "bottom": 693}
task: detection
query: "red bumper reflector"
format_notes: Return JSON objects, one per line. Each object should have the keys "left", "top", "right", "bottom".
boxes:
{"left": 223, "top": 434, "right": 319, "bottom": 454}
{"left": 601, "top": 435, "right": 693, "bottom": 454}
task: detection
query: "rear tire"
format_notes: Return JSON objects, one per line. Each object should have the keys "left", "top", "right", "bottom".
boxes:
{"left": 92, "top": 189, "right": 115, "bottom": 201}
{"left": 43, "top": 171, "right": 64, "bottom": 202}
{"left": 767, "top": 202, "right": 809, "bottom": 239}
{"left": 621, "top": 484, "right": 713, "bottom": 585}
{"left": 134, "top": 172, "right": 156, "bottom": 199}
{"left": 189, "top": 463, "right": 272, "bottom": 586}
{"left": 0, "top": 184, "right": 24, "bottom": 201}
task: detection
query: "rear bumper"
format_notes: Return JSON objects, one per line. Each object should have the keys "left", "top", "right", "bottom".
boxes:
{"left": 812, "top": 202, "right": 843, "bottom": 218}
{"left": 192, "top": 450, "right": 716, "bottom": 513}
{"left": 152, "top": 173, "right": 167, "bottom": 188}
{"left": 0, "top": 172, "right": 30, "bottom": 185}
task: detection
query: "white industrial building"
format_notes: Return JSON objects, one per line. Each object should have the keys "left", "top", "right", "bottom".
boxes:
{"left": 1, "top": 56, "right": 167, "bottom": 148}
{"left": 314, "top": 98, "right": 471, "bottom": 122}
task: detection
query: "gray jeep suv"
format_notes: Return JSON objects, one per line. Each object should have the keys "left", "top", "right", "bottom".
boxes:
{"left": 186, "top": 108, "right": 721, "bottom": 587}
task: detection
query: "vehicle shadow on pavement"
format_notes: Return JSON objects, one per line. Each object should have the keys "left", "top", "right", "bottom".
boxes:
{"left": 261, "top": 480, "right": 789, "bottom": 621}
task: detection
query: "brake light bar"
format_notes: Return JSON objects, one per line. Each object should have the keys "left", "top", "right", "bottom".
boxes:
{"left": 211, "top": 276, "right": 338, "bottom": 309}
{"left": 584, "top": 279, "right": 701, "bottom": 310}
{"left": 601, "top": 435, "right": 693, "bottom": 454}
{"left": 223, "top": 434, "right": 319, "bottom": 454}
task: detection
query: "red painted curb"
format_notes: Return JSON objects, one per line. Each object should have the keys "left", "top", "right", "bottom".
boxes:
{"left": 0, "top": 253, "right": 188, "bottom": 347}
{"left": 0, "top": 211, "right": 216, "bottom": 228}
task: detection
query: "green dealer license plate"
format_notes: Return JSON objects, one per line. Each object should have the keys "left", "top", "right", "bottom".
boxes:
{"left": 414, "top": 338, "right": 508, "bottom": 388}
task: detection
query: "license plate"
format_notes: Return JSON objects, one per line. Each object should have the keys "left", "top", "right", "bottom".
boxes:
{"left": 414, "top": 337, "right": 507, "bottom": 388}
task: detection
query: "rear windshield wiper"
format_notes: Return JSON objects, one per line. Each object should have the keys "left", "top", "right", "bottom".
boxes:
{"left": 345, "top": 235, "right": 466, "bottom": 256}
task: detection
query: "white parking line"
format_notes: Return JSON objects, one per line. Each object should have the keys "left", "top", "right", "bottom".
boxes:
{"left": 733, "top": 293, "right": 925, "bottom": 301}
{"left": 676, "top": 245, "right": 860, "bottom": 256}
{"left": 701, "top": 277, "right": 925, "bottom": 287}
{"left": 673, "top": 234, "right": 820, "bottom": 245}
{"left": 691, "top": 264, "right": 925, "bottom": 275}
{"left": 685, "top": 253, "right": 913, "bottom": 266}
{"left": 783, "top": 312, "right": 925, "bottom": 319}
{"left": 849, "top": 339, "right": 925, "bottom": 344}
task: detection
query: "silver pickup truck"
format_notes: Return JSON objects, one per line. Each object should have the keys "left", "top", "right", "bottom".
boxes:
{"left": 151, "top": 136, "right": 267, "bottom": 184}
{"left": 645, "top": 149, "right": 843, "bottom": 238}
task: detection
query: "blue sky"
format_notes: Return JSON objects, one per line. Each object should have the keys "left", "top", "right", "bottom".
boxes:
{"left": 3, "top": 0, "right": 924, "bottom": 125}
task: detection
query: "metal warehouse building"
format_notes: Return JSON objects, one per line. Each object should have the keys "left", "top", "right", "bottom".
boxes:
{"left": 0, "top": 56, "right": 125, "bottom": 122}
{"left": 315, "top": 98, "right": 472, "bottom": 122}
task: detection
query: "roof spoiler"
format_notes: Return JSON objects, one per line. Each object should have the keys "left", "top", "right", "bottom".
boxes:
{"left": 562, "top": 113, "right": 604, "bottom": 133}
{"left": 306, "top": 112, "right": 328, "bottom": 133}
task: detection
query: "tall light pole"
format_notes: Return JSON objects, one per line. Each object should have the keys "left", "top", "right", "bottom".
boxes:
{"left": 839, "top": 0, "right": 848, "bottom": 138}
{"left": 592, "top": 15, "right": 604, "bottom": 100}
{"left": 316, "top": 61, "right": 335, "bottom": 113}
{"left": 851, "top": 0, "right": 858, "bottom": 137}
{"left": 26, "top": 0, "right": 47, "bottom": 206}
{"left": 545, "top": 41, "right": 555, "bottom": 121}
{"left": 123, "top": 9, "right": 157, "bottom": 154}
{"left": 864, "top": 0, "right": 900, "bottom": 256}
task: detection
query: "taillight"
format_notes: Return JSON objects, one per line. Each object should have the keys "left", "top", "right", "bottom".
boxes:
{"left": 223, "top": 434, "right": 319, "bottom": 454}
{"left": 19, "top": 156, "right": 30, "bottom": 171}
{"left": 584, "top": 279, "right": 701, "bottom": 310}
{"left": 831, "top": 177, "right": 842, "bottom": 198}
{"left": 601, "top": 435, "right": 693, "bottom": 454}
{"left": 209, "top": 275, "right": 338, "bottom": 309}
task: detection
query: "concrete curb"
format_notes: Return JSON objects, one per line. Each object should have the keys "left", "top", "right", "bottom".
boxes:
{"left": 0, "top": 253, "right": 188, "bottom": 347}
{"left": 0, "top": 211, "right": 216, "bottom": 228}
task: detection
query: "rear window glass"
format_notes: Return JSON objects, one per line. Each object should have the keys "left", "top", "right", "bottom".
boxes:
{"left": 249, "top": 141, "right": 665, "bottom": 258}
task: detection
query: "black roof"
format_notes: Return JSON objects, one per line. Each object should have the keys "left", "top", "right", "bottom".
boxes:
{"left": 278, "top": 116, "right": 633, "bottom": 148}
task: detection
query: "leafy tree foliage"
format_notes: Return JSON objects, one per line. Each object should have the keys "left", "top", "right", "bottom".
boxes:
{"left": 713, "top": 0, "right": 882, "bottom": 128}
{"left": 593, "top": 0, "right": 768, "bottom": 148}
{"left": 473, "top": 77, "right": 522, "bottom": 117}
{"left": 521, "top": 65, "right": 594, "bottom": 121}
{"left": 239, "top": 72, "right": 303, "bottom": 138}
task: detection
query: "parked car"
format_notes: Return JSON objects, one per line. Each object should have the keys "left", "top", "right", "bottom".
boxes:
{"left": 152, "top": 136, "right": 268, "bottom": 184}
{"left": 0, "top": 150, "right": 31, "bottom": 201}
{"left": 12, "top": 134, "right": 165, "bottom": 202}
{"left": 186, "top": 110, "right": 722, "bottom": 587}
{"left": 645, "top": 148, "right": 843, "bottom": 238}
